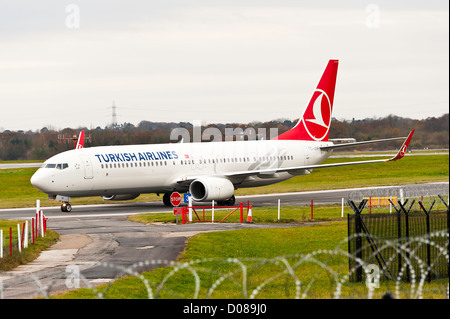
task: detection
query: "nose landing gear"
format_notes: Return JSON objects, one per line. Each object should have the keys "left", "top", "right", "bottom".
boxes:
{"left": 52, "top": 195, "right": 72, "bottom": 212}
{"left": 61, "top": 202, "right": 72, "bottom": 212}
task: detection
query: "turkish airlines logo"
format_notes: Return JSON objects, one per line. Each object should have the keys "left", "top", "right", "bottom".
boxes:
{"left": 302, "top": 89, "right": 332, "bottom": 141}
{"left": 398, "top": 145, "right": 407, "bottom": 157}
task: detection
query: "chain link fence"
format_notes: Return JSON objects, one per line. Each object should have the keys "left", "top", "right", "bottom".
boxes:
{"left": 347, "top": 183, "right": 449, "bottom": 213}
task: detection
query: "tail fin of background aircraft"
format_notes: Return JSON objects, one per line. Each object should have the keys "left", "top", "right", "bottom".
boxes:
{"left": 75, "top": 130, "right": 85, "bottom": 149}
{"left": 275, "top": 59, "right": 339, "bottom": 141}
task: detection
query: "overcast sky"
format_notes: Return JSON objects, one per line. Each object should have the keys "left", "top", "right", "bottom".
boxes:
{"left": 0, "top": 0, "right": 448, "bottom": 131}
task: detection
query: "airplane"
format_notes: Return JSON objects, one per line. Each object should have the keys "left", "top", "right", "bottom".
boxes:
{"left": 30, "top": 59, "right": 415, "bottom": 212}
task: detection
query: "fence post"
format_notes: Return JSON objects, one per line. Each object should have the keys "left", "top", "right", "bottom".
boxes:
{"left": 9, "top": 227, "right": 12, "bottom": 255}
{"left": 240, "top": 202, "right": 244, "bottom": 223}
{"left": 278, "top": 199, "right": 281, "bottom": 221}
{"left": 347, "top": 213, "right": 351, "bottom": 280}
{"left": 21, "top": 222, "right": 25, "bottom": 250}
{"left": 397, "top": 205, "right": 402, "bottom": 280}
{"left": 40, "top": 210, "right": 44, "bottom": 237}
{"left": 355, "top": 209, "right": 363, "bottom": 282}
{"left": 188, "top": 196, "right": 192, "bottom": 222}
{"left": 17, "top": 224, "right": 21, "bottom": 253}
{"left": 348, "top": 199, "right": 367, "bottom": 282}
{"left": 24, "top": 221, "right": 28, "bottom": 249}
{"left": 418, "top": 200, "right": 436, "bottom": 282}
{"left": 35, "top": 213, "right": 38, "bottom": 238}
{"left": 438, "top": 194, "right": 449, "bottom": 280}
{"left": 32, "top": 218, "right": 35, "bottom": 244}
{"left": 399, "top": 200, "right": 415, "bottom": 282}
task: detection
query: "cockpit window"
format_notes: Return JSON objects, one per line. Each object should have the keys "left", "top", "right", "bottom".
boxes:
{"left": 45, "top": 163, "right": 69, "bottom": 169}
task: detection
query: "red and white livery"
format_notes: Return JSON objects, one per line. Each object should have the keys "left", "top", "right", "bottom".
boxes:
{"left": 31, "top": 60, "right": 414, "bottom": 212}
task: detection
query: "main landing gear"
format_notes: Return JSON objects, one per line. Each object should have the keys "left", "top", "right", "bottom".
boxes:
{"left": 217, "top": 195, "right": 235, "bottom": 206}
{"left": 61, "top": 202, "right": 72, "bottom": 212}
{"left": 162, "top": 193, "right": 172, "bottom": 206}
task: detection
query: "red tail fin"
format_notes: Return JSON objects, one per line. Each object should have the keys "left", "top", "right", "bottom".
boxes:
{"left": 275, "top": 59, "right": 339, "bottom": 141}
{"left": 76, "top": 130, "right": 85, "bottom": 149}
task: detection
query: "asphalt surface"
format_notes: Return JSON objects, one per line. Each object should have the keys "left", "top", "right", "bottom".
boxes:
{"left": 0, "top": 186, "right": 377, "bottom": 220}
{"left": 0, "top": 215, "right": 306, "bottom": 299}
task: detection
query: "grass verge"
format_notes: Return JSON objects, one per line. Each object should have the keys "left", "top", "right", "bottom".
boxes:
{"left": 0, "top": 219, "right": 59, "bottom": 271}
{"left": 128, "top": 204, "right": 346, "bottom": 225}
{"left": 54, "top": 219, "right": 448, "bottom": 299}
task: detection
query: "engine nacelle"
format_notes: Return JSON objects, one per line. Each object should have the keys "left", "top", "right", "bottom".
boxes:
{"left": 189, "top": 177, "right": 235, "bottom": 202}
{"left": 102, "top": 194, "right": 140, "bottom": 201}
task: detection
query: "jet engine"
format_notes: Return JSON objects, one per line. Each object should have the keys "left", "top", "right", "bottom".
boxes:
{"left": 102, "top": 194, "right": 140, "bottom": 201}
{"left": 189, "top": 177, "right": 235, "bottom": 202}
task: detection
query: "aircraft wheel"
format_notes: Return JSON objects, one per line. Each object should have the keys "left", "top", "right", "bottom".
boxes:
{"left": 162, "top": 193, "right": 172, "bottom": 206}
{"left": 218, "top": 195, "right": 235, "bottom": 206}
{"left": 61, "top": 202, "right": 72, "bottom": 212}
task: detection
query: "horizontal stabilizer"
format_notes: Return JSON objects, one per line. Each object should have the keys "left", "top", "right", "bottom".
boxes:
{"left": 320, "top": 136, "right": 407, "bottom": 151}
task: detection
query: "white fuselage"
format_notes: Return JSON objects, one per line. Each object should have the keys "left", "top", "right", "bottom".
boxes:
{"left": 31, "top": 139, "right": 333, "bottom": 198}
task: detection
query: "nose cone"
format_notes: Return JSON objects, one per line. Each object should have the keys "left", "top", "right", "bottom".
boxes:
{"left": 31, "top": 169, "right": 49, "bottom": 193}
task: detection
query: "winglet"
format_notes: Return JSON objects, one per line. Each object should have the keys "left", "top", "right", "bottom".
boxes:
{"left": 389, "top": 129, "right": 414, "bottom": 161}
{"left": 75, "top": 130, "right": 85, "bottom": 149}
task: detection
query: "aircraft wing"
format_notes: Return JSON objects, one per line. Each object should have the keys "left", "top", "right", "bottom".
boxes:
{"left": 223, "top": 129, "right": 415, "bottom": 178}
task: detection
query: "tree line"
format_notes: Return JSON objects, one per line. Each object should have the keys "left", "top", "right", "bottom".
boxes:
{"left": 0, "top": 113, "right": 448, "bottom": 161}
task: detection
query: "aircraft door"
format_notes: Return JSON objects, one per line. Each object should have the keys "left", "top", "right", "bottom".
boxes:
{"left": 305, "top": 147, "right": 311, "bottom": 165}
{"left": 81, "top": 156, "right": 94, "bottom": 179}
